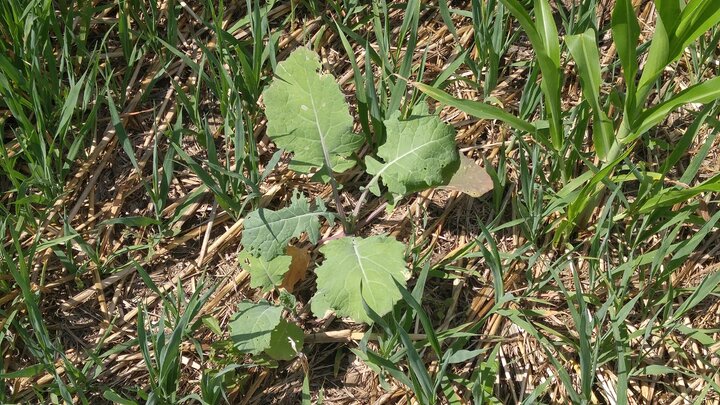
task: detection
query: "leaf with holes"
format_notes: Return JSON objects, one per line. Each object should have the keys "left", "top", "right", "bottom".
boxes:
{"left": 263, "top": 47, "right": 364, "bottom": 174}
{"left": 238, "top": 251, "right": 291, "bottom": 292}
{"left": 241, "top": 192, "right": 334, "bottom": 260}
{"left": 311, "top": 235, "right": 408, "bottom": 324}
{"left": 365, "top": 107, "right": 460, "bottom": 197}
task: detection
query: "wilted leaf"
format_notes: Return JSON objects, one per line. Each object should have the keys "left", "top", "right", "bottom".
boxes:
{"left": 238, "top": 251, "right": 291, "bottom": 292}
{"left": 241, "top": 192, "right": 334, "bottom": 260}
{"left": 281, "top": 246, "right": 311, "bottom": 292}
{"left": 365, "top": 108, "right": 460, "bottom": 196}
{"left": 440, "top": 154, "right": 493, "bottom": 197}
{"left": 312, "top": 235, "right": 407, "bottom": 324}
{"left": 263, "top": 47, "right": 364, "bottom": 174}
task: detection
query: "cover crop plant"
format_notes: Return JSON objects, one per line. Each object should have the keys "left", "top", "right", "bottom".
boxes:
{"left": 228, "top": 47, "right": 489, "bottom": 356}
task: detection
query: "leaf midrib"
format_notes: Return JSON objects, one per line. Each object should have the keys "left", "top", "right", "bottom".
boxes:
{"left": 351, "top": 238, "right": 376, "bottom": 309}
{"left": 371, "top": 136, "right": 448, "bottom": 186}
{"left": 298, "top": 69, "right": 336, "bottom": 173}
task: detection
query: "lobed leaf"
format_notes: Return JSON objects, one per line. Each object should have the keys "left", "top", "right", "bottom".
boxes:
{"left": 238, "top": 251, "right": 291, "bottom": 292}
{"left": 241, "top": 192, "right": 334, "bottom": 260}
{"left": 312, "top": 235, "right": 408, "bottom": 324}
{"left": 365, "top": 107, "right": 460, "bottom": 197}
{"left": 262, "top": 47, "right": 364, "bottom": 174}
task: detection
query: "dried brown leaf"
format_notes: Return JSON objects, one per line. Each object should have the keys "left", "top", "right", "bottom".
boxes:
{"left": 281, "top": 246, "right": 311, "bottom": 292}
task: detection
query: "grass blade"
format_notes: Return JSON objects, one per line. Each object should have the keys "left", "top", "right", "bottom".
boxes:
{"left": 412, "top": 82, "right": 536, "bottom": 134}
{"left": 566, "top": 29, "right": 613, "bottom": 160}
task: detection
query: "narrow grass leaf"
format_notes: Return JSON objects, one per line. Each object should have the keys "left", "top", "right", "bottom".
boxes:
{"left": 611, "top": 0, "right": 640, "bottom": 113}
{"left": 99, "top": 216, "right": 162, "bottom": 227}
{"left": 638, "top": 173, "right": 720, "bottom": 213}
{"left": 679, "top": 117, "right": 719, "bottom": 185}
{"left": 661, "top": 104, "right": 713, "bottom": 176}
{"left": 566, "top": 29, "right": 613, "bottom": 159}
{"left": 413, "top": 82, "right": 536, "bottom": 134}
{"left": 395, "top": 318, "right": 434, "bottom": 403}
{"left": 394, "top": 279, "right": 441, "bottom": 359}
{"left": 670, "top": 1, "right": 720, "bottom": 63}
{"left": 634, "top": 77, "right": 720, "bottom": 140}
{"left": 672, "top": 272, "right": 720, "bottom": 322}
{"left": 103, "top": 389, "right": 139, "bottom": 405}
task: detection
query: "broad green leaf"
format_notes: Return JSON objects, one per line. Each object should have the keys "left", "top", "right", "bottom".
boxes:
{"left": 611, "top": 0, "right": 640, "bottom": 113}
{"left": 229, "top": 301, "right": 304, "bottom": 360}
{"left": 229, "top": 301, "right": 283, "bottom": 355}
{"left": 412, "top": 82, "right": 536, "bottom": 134}
{"left": 262, "top": 47, "right": 363, "bottom": 174}
{"left": 241, "top": 192, "right": 333, "bottom": 260}
{"left": 312, "top": 235, "right": 407, "bottom": 324}
{"left": 264, "top": 320, "right": 304, "bottom": 361}
{"left": 365, "top": 108, "right": 460, "bottom": 196}
{"left": 566, "top": 29, "right": 614, "bottom": 160}
{"left": 238, "top": 251, "right": 291, "bottom": 292}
